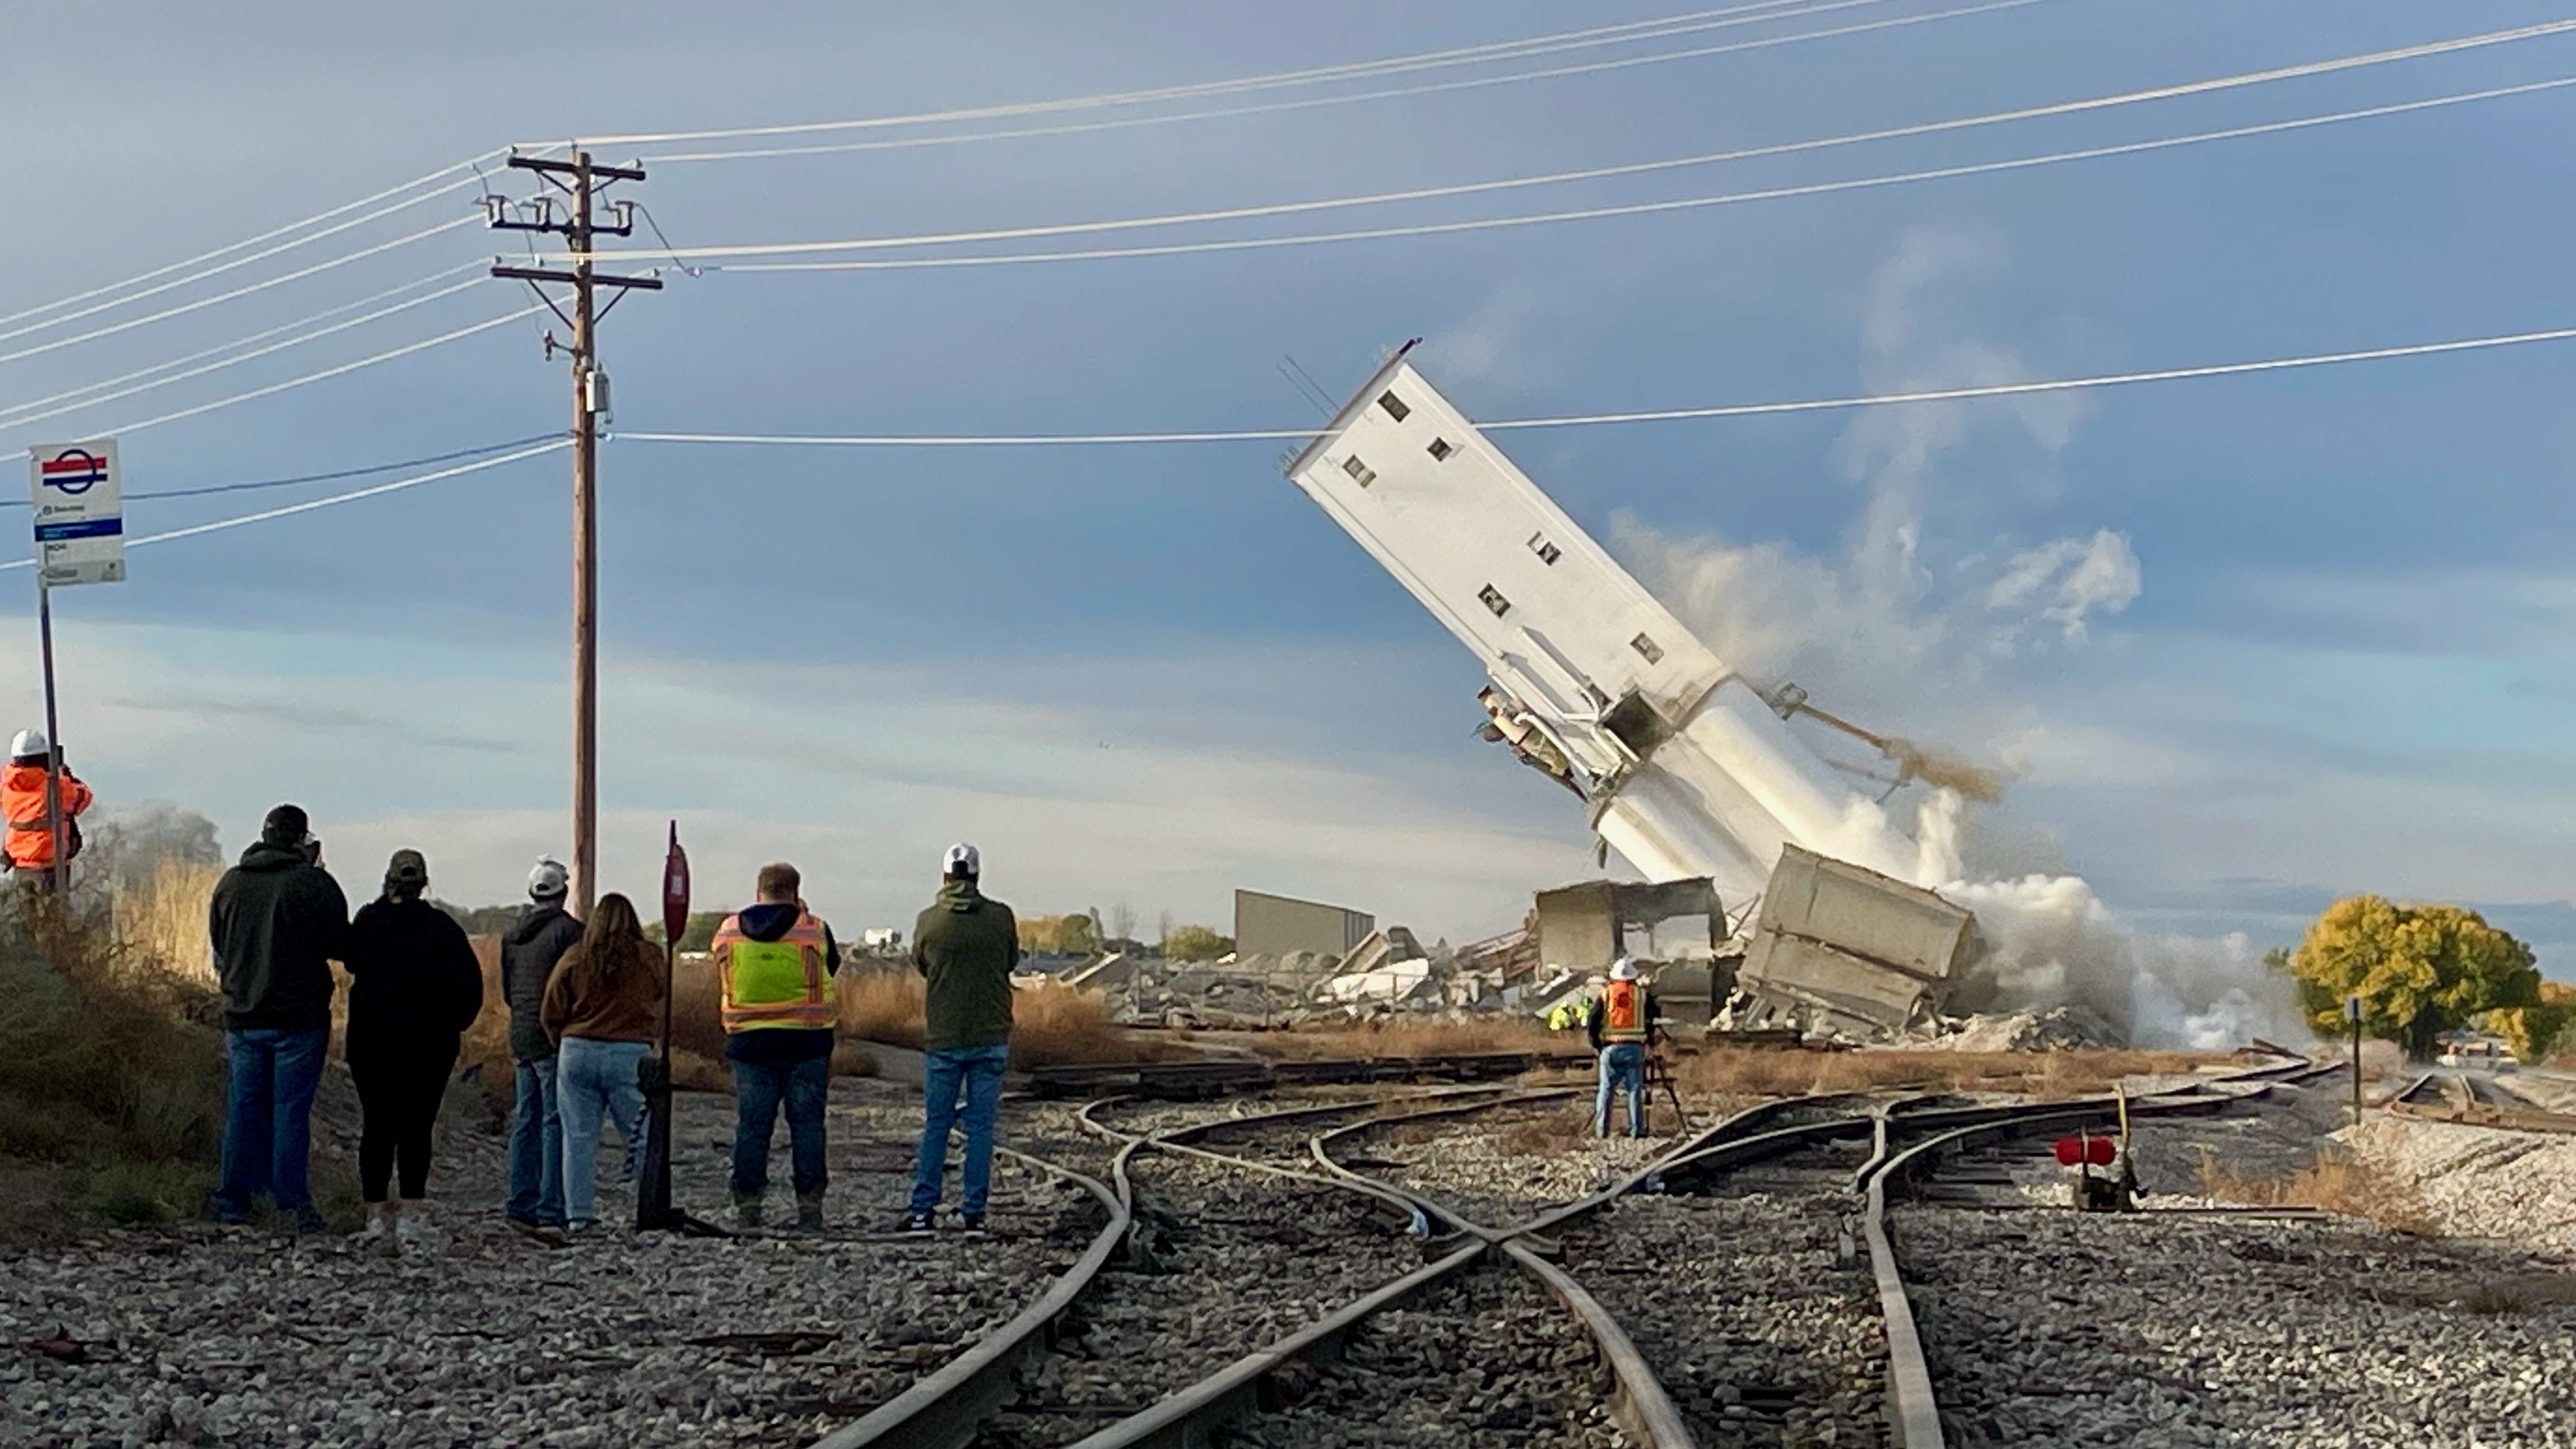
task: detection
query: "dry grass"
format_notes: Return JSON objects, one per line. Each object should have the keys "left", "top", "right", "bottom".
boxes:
{"left": 838, "top": 968, "right": 925, "bottom": 1049}
{"left": 113, "top": 859, "right": 221, "bottom": 988}
{"left": 0, "top": 880, "right": 228, "bottom": 1234}
{"left": 2197, "top": 1149, "right": 2435, "bottom": 1234}
{"left": 832, "top": 967, "right": 1134, "bottom": 1069}
{"left": 1671, "top": 1046, "right": 2220, "bottom": 1100}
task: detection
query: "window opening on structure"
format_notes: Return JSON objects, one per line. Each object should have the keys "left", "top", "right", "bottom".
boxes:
{"left": 1427, "top": 437, "right": 1453, "bottom": 461}
{"left": 1631, "top": 632, "right": 1664, "bottom": 664}
{"left": 1342, "top": 455, "right": 1376, "bottom": 487}
{"left": 1378, "top": 391, "right": 1410, "bottom": 422}
{"left": 1602, "top": 690, "right": 1672, "bottom": 758}
{"left": 1478, "top": 585, "right": 1511, "bottom": 618}
{"left": 1528, "top": 533, "right": 1561, "bottom": 565}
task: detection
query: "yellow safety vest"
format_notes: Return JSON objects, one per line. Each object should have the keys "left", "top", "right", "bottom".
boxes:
{"left": 714, "top": 912, "right": 835, "bottom": 1032}
{"left": 1603, "top": 981, "right": 1649, "bottom": 1043}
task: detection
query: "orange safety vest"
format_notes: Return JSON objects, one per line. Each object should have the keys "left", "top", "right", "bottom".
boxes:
{"left": 1602, "top": 980, "right": 1649, "bottom": 1043}
{"left": 713, "top": 910, "right": 836, "bottom": 1033}
{"left": 0, "top": 762, "right": 90, "bottom": 870}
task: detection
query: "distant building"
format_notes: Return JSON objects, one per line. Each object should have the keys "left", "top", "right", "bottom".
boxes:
{"left": 1235, "top": 889, "right": 1374, "bottom": 960}
{"left": 861, "top": 926, "right": 903, "bottom": 952}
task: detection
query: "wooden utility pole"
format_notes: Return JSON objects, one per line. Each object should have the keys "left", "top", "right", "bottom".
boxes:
{"left": 490, "top": 150, "right": 660, "bottom": 915}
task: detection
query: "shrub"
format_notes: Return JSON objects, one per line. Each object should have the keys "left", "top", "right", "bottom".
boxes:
{"left": 1164, "top": 924, "right": 1232, "bottom": 962}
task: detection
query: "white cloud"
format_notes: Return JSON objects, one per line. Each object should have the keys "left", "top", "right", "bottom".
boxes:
{"left": 1988, "top": 529, "right": 2142, "bottom": 644}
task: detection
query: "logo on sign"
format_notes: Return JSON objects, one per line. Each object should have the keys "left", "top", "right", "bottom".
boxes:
{"left": 39, "top": 450, "right": 106, "bottom": 496}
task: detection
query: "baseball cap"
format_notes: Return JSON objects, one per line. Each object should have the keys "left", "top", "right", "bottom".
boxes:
{"left": 943, "top": 842, "right": 981, "bottom": 877}
{"left": 386, "top": 849, "right": 429, "bottom": 889}
{"left": 528, "top": 858, "right": 569, "bottom": 900}
{"left": 261, "top": 804, "right": 312, "bottom": 847}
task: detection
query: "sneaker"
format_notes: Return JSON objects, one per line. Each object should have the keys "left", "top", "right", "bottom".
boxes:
{"left": 958, "top": 1212, "right": 987, "bottom": 1237}
{"left": 358, "top": 1211, "right": 391, "bottom": 1246}
{"left": 899, "top": 1211, "right": 934, "bottom": 1236}
{"left": 794, "top": 1195, "right": 826, "bottom": 1233}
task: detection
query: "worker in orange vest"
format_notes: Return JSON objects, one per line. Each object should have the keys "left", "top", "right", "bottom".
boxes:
{"left": 1585, "top": 959, "right": 1661, "bottom": 1138}
{"left": 2, "top": 730, "right": 92, "bottom": 889}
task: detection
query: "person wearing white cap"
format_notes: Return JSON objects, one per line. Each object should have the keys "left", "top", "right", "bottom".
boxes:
{"left": 1584, "top": 959, "right": 1662, "bottom": 1138}
{"left": 903, "top": 842, "right": 1018, "bottom": 1234}
{"left": 499, "top": 858, "right": 582, "bottom": 1231}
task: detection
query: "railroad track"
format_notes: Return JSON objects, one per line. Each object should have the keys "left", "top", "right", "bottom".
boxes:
{"left": 818, "top": 1056, "right": 2326, "bottom": 1449}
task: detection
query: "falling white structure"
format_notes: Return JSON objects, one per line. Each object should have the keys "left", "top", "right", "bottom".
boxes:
{"left": 1286, "top": 345, "right": 1975, "bottom": 1032}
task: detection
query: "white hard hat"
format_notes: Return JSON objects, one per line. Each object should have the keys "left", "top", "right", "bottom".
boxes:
{"left": 8, "top": 730, "right": 45, "bottom": 759}
{"left": 1610, "top": 958, "right": 1639, "bottom": 982}
{"left": 527, "top": 858, "right": 568, "bottom": 900}
{"left": 943, "top": 842, "right": 981, "bottom": 876}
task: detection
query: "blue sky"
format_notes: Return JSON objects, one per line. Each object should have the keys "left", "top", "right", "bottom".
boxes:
{"left": 1, "top": 0, "right": 2572, "bottom": 970}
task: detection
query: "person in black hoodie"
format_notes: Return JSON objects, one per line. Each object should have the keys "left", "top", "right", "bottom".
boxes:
{"left": 501, "top": 859, "right": 581, "bottom": 1230}
{"left": 343, "top": 848, "right": 484, "bottom": 1254}
{"left": 208, "top": 804, "right": 349, "bottom": 1229}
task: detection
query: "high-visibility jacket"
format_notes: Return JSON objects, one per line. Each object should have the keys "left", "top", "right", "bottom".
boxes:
{"left": 1546, "top": 1002, "right": 1572, "bottom": 1032}
{"left": 0, "top": 762, "right": 90, "bottom": 870}
{"left": 1601, "top": 980, "right": 1650, "bottom": 1044}
{"left": 714, "top": 910, "right": 836, "bottom": 1033}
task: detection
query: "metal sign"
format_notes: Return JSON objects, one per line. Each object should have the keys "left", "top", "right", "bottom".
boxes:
{"left": 27, "top": 439, "right": 124, "bottom": 588}
{"left": 662, "top": 821, "right": 691, "bottom": 948}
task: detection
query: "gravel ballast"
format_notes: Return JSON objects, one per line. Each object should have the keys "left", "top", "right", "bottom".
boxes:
{"left": 0, "top": 1079, "right": 1095, "bottom": 1449}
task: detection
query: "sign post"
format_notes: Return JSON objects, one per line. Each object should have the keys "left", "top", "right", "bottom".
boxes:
{"left": 636, "top": 821, "right": 690, "bottom": 1230}
{"left": 2347, "top": 993, "right": 2365, "bottom": 1127}
{"left": 25, "top": 441, "right": 123, "bottom": 892}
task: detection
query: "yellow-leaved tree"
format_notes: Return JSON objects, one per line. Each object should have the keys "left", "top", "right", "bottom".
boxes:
{"left": 2483, "top": 979, "right": 2576, "bottom": 1064}
{"left": 2279, "top": 896, "right": 2539, "bottom": 1060}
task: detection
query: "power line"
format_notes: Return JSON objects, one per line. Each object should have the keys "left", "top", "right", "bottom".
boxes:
{"left": 644, "top": 0, "right": 2044, "bottom": 164}
{"left": 0, "top": 439, "right": 572, "bottom": 573}
{"left": 0, "top": 273, "right": 490, "bottom": 435}
{"left": 0, "top": 434, "right": 564, "bottom": 508}
{"left": 0, "top": 153, "right": 502, "bottom": 335}
{"left": 0, "top": 216, "right": 480, "bottom": 370}
{"left": 0, "top": 264, "right": 482, "bottom": 428}
{"left": 611, "top": 324, "right": 2576, "bottom": 447}
{"left": 706, "top": 75, "right": 2576, "bottom": 273}
{"left": 0, "top": 186, "right": 484, "bottom": 351}
{"left": 569, "top": 0, "right": 1874, "bottom": 148}
{"left": 618, "top": 20, "right": 2576, "bottom": 263}
{"left": 105, "top": 307, "right": 545, "bottom": 437}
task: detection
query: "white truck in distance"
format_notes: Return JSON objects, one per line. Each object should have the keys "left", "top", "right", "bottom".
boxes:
{"left": 1284, "top": 344, "right": 1975, "bottom": 1036}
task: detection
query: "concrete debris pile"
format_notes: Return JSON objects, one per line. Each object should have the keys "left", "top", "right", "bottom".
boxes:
{"left": 1912, "top": 1004, "right": 2128, "bottom": 1052}
{"left": 1053, "top": 925, "right": 1584, "bottom": 1028}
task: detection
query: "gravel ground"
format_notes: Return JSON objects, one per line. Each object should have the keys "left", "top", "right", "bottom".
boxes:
{"left": 1336, "top": 1099, "right": 1683, "bottom": 1228}
{"left": 1899, "top": 1206, "right": 2576, "bottom": 1447}
{"left": 970, "top": 1138, "right": 1417, "bottom": 1447}
{"left": 1218, "top": 1262, "right": 1635, "bottom": 1449}
{"left": 0, "top": 1077, "right": 1095, "bottom": 1449}
{"left": 1564, "top": 1145, "right": 1886, "bottom": 1449}
{"left": 2341, "top": 1114, "right": 2576, "bottom": 1256}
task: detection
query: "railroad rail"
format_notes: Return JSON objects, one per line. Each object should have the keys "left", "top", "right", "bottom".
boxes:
{"left": 2387, "top": 1068, "right": 2576, "bottom": 1133}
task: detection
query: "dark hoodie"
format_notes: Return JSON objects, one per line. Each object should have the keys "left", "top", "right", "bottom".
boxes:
{"left": 501, "top": 901, "right": 584, "bottom": 1060}
{"left": 343, "top": 897, "right": 485, "bottom": 1066}
{"left": 208, "top": 841, "right": 350, "bottom": 1033}
{"left": 912, "top": 880, "right": 1018, "bottom": 1052}
{"left": 724, "top": 901, "right": 843, "bottom": 1066}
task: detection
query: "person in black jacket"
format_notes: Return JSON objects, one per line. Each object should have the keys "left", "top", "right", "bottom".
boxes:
{"left": 500, "top": 859, "right": 581, "bottom": 1231}
{"left": 343, "top": 848, "right": 484, "bottom": 1254}
{"left": 208, "top": 804, "right": 349, "bottom": 1229}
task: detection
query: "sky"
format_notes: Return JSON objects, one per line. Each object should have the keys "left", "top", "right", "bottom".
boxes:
{"left": 0, "top": 0, "right": 2572, "bottom": 972}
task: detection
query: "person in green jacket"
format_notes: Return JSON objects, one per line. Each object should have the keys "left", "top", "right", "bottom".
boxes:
{"left": 903, "top": 842, "right": 1018, "bottom": 1234}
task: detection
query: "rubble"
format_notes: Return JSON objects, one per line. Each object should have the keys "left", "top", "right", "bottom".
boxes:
{"left": 1913, "top": 1004, "right": 2129, "bottom": 1051}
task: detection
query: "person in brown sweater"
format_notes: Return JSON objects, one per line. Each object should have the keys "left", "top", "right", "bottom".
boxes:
{"left": 540, "top": 892, "right": 664, "bottom": 1232}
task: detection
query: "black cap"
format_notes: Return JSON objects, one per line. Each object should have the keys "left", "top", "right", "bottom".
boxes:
{"left": 261, "top": 804, "right": 311, "bottom": 846}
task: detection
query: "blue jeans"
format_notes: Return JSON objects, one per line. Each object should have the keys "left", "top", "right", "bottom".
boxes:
{"left": 216, "top": 1027, "right": 329, "bottom": 1222}
{"left": 557, "top": 1038, "right": 647, "bottom": 1229}
{"left": 910, "top": 1043, "right": 1010, "bottom": 1217}
{"left": 731, "top": 1056, "right": 830, "bottom": 1200}
{"left": 1596, "top": 1043, "right": 1647, "bottom": 1137}
{"left": 507, "top": 1055, "right": 565, "bottom": 1226}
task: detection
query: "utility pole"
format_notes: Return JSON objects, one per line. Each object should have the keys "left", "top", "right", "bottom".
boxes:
{"left": 489, "top": 150, "right": 661, "bottom": 915}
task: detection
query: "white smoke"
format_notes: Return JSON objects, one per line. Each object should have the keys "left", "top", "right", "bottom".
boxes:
{"left": 1616, "top": 226, "right": 2300, "bottom": 1049}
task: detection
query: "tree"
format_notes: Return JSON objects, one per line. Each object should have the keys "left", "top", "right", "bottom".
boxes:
{"left": 2484, "top": 980, "right": 2576, "bottom": 1064}
{"left": 1163, "top": 924, "right": 1233, "bottom": 962}
{"left": 2280, "top": 895, "right": 2540, "bottom": 1060}
{"left": 1060, "top": 912, "right": 1098, "bottom": 954}
{"left": 645, "top": 910, "right": 727, "bottom": 953}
